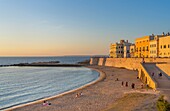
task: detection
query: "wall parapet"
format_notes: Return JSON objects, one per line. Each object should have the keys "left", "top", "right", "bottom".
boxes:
{"left": 90, "top": 57, "right": 170, "bottom": 71}
{"left": 138, "top": 63, "right": 157, "bottom": 89}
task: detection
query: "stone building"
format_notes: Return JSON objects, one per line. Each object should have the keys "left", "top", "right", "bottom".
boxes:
{"left": 110, "top": 40, "right": 132, "bottom": 58}
{"left": 130, "top": 44, "right": 135, "bottom": 58}
{"left": 159, "top": 35, "right": 170, "bottom": 57}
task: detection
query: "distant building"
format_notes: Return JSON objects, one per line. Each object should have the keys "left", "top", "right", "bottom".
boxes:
{"left": 124, "top": 42, "right": 132, "bottom": 58}
{"left": 149, "top": 35, "right": 160, "bottom": 58}
{"left": 130, "top": 44, "right": 135, "bottom": 58}
{"left": 159, "top": 35, "right": 170, "bottom": 57}
{"left": 135, "top": 35, "right": 154, "bottom": 58}
{"left": 110, "top": 40, "right": 132, "bottom": 58}
{"left": 110, "top": 32, "right": 170, "bottom": 58}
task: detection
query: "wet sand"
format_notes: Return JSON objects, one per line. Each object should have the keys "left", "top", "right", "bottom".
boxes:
{"left": 6, "top": 66, "right": 159, "bottom": 111}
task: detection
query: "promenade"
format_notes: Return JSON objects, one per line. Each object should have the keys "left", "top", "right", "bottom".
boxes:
{"left": 143, "top": 63, "right": 170, "bottom": 101}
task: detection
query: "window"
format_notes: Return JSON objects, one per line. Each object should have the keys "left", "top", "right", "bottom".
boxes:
{"left": 164, "top": 45, "right": 166, "bottom": 48}
{"left": 161, "top": 45, "right": 162, "bottom": 49}
{"left": 127, "top": 50, "right": 129, "bottom": 53}
{"left": 146, "top": 46, "right": 149, "bottom": 51}
{"left": 168, "top": 44, "right": 170, "bottom": 48}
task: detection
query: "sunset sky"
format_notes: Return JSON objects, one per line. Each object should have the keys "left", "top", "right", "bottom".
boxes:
{"left": 0, "top": 0, "right": 170, "bottom": 56}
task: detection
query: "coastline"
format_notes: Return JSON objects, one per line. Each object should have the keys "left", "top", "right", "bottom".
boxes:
{"left": 5, "top": 66, "right": 159, "bottom": 111}
{"left": 5, "top": 66, "right": 106, "bottom": 111}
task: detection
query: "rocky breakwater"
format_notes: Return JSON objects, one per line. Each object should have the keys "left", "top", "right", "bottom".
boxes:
{"left": 0, "top": 61, "right": 83, "bottom": 67}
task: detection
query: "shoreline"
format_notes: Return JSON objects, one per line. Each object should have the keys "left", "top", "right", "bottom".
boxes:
{"left": 5, "top": 66, "right": 106, "bottom": 111}
{"left": 5, "top": 65, "right": 159, "bottom": 111}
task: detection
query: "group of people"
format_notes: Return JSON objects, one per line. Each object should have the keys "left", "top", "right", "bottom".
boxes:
{"left": 42, "top": 100, "right": 51, "bottom": 106}
{"left": 151, "top": 72, "right": 163, "bottom": 78}
{"left": 75, "top": 92, "right": 83, "bottom": 98}
{"left": 42, "top": 91, "right": 83, "bottom": 107}
{"left": 121, "top": 81, "right": 135, "bottom": 89}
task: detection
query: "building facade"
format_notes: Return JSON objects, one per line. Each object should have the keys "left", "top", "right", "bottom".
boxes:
{"left": 130, "top": 44, "right": 135, "bottom": 57}
{"left": 110, "top": 43, "right": 117, "bottom": 58}
{"left": 110, "top": 32, "right": 170, "bottom": 58}
{"left": 110, "top": 40, "right": 132, "bottom": 58}
{"left": 159, "top": 36, "right": 170, "bottom": 57}
{"left": 149, "top": 36, "right": 159, "bottom": 58}
{"left": 135, "top": 36, "right": 154, "bottom": 58}
{"left": 124, "top": 42, "right": 132, "bottom": 58}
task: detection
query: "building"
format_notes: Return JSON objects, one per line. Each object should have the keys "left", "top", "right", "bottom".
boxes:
{"left": 130, "top": 44, "right": 135, "bottom": 57}
{"left": 110, "top": 32, "right": 170, "bottom": 58}
{"left": 124, "top": 42, "right": 132, "bottom": 58}
{"left": 159, "top": 36, "right": 170, "bottom": 57}
{"left": 149, "top": 36, "right": 158, "bottom": 58}
{"left": 135, "top": 35, "right": 154, "bottom": 58}
{"left": 110, "top": 40, "right": 125, "bottom": 58}
{"left": 110, "top": 43, "right": 117, "bottom": 58}
{"left": 110, "top": 40, "right": 132, "bottom": 58}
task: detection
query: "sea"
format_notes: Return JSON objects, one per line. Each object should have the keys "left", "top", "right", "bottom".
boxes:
{"left": 0, "top": 56, "right": 99, "bottom": 110}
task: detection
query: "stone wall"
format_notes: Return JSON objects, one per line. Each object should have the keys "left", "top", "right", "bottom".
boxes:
{"left": 105, "top": 58, "right": 142, "bottom": 70}
{"left": 138, "top": 63, "right": 157, "bottom": 89}
{"left": 90, "top": 58, "right": 99, "bottom": 65}
{"left": 90, "top": 57, "right": 170, "bottom": 89}
{"left": 98, "top": 58, "right": 106, "bottom": 66}
{"left": 91, "top": 57, "right": 170, "bottom": 70}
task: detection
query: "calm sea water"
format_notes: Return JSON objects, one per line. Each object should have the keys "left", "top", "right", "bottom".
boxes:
{"left": 0, "top": 56, "right": 90, "bottom": 65}
{"left": 0, "top": 57, "right": 99, "bottom": 110}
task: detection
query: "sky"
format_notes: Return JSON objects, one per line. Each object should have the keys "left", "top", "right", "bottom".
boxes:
{"left": 0, "top": 0, "right": 170, "bottom": 56}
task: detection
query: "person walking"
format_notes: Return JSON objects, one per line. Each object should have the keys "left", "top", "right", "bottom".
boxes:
{"left": 125, "top": 82, "right": 128, "bottom": 87}
{"left": 131, "top": 83, "right": 135, "bottom": 89}
{"left": 121, "top": 81, "right": 124, "bottom": 86}
{"left": 159, "top": 72, "right": 162, "bottom": 79}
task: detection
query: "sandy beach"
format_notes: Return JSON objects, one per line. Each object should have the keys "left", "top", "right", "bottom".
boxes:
{"left": 6, "top": 66, "right": 159, "bottom": 111}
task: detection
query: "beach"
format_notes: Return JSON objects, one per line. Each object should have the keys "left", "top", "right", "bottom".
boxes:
{"left": 6, "top": 66, "right": 159, "bottom": 111}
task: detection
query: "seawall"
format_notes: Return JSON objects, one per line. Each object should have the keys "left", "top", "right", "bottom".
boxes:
{"left": 90, "top": 57, "right": 170, "bottom": 89}
{"left": 90, "top": 57, "right": 170, "bottom": 71}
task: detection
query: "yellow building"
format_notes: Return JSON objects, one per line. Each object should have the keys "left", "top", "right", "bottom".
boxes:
{"left": 159, "top": 36, "right": 170, "bottom": 57}
{"left": 110, "top": 43, "right": 117, "bottom": 58}
{"left": 135, "top": 36, "right": 154, "bottom": 58}
{"left": 149, "top": 36, "right": 159, "bottom": 58}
